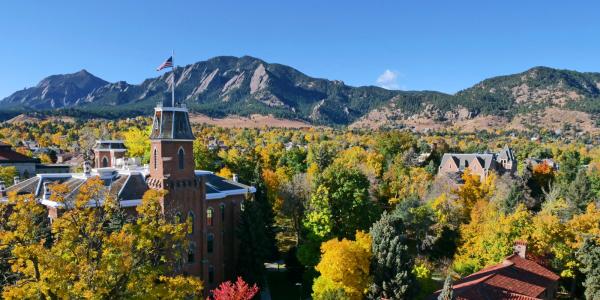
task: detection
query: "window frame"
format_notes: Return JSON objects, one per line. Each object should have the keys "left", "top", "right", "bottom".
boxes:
{"left": 206, "top": 208, "right": 214, "bottom": 226}
{"left": 207, "top": 233, "right": 214, "bottom": 253}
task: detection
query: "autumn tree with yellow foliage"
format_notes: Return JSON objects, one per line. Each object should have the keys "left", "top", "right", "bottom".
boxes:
{"left": 0, "top": 178, "right": 203, "bottom": 299}
{"left": 312, "top": 231, "right": 372, "bottom": 300}
{"left": 452, "top": 169, "right": 495, "bottom": 221}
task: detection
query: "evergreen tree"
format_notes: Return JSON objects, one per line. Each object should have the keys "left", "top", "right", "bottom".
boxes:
{"left": 368, "top": 211, "right": 414, "bottom": 299}
{"left": 236, "top": 200, "right": 271, "bottom": 286}
{"left": 251, "top": 162, "right": 279, "bottom": 261}
{"left": 437, "top": 275, "right": 454, "bottom": 300}
{"left": 576, "top": 238, "right": 600, "bottom": 300}
{"left": 565, "top": 169, "right": 593, "bottom": 216}
{"left": 558, "top": 150, "right": 581, "bottom": 184}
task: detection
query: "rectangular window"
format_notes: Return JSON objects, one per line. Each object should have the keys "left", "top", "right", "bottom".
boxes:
{"left": 207, "top": 234, "right": 214, "bottom": 253}
{"left": 208, "top": 266, "right": 215, "bottom": 284}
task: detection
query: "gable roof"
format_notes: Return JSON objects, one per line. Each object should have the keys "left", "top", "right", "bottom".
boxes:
{"left": 498, "top": 146, "right": 515, "bottom": 161}
{"left": 434, "top": 254, "right": 559, "bottom": 300}
{"left": 440, "top": 153, "right": 495, "bottom": 171}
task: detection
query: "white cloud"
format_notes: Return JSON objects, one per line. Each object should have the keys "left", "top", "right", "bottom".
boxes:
{"left": 376, "top": 69, "right": 403, "bottom": 90}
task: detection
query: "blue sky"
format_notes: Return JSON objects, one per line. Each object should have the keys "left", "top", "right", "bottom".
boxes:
{"left": 1, "top": 1, "right": 599, "bottom": 98}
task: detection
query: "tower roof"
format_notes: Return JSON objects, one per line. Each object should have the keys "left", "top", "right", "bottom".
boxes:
{"left": 93, "top": 140, "right": 127, "bottom": 151}
{"left": 149, "top": 104, "right": 194, "bottom": 140}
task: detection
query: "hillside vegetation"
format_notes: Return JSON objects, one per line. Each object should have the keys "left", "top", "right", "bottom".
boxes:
{"left": 2, "top": 57, "right": 600, "bottom": 129}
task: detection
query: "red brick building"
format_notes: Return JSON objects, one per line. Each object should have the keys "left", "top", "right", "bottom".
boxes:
{"left": 0, "top": 103, "right": 255, "bottom": 290}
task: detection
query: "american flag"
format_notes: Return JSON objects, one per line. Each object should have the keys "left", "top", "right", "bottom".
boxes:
{"left": 156, "top": 56, "right": 173, "bottom": 71}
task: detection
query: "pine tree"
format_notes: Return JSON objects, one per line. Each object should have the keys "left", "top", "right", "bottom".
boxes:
{"left": 576, "top": 238, "right": 600, "bottom": 300}
{"left": 251, "top": 162, "right": 279, "bottom": 261}
{"left": 368, "top": 211, "right": 414, "bottom": 299}
{"left": 437, "top": 275, "right": 453, "bottom": 300}
{"left": 236, "top": 200, "right": 269, "bottom": 286}
{"left": 565, "top": 168, "right": 593, "bottom": 216}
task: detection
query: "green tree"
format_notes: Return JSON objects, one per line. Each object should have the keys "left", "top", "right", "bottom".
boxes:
{"left": 193, "top": 139, "right": 220, "bottom": 171}
{"left": 278, "top": 146, "right": 307, "bottom": 175}
{"left": 368, "top": 211, "right": 414, "bottom": 299}
{"left": 576, "top": 237, "right": 600, "bottom": 300}
{"left": 558, "top": 150, "right": 581, "bottom": 184}
{"left": 307, "top": 141, "right": 338, "bottom": 174}
{"left": 0, "top": 166, "right": 17, "bottom": 186}
{"left": 308, "top": 164, "right": 380, "bottom": 239}
{"left": 374, "top": 131, "right": 415, "bottom": 164}
{"left": 392, "top": 197, "right": 437, "bottom": 255}
{"left": 565, "top": 169, "right": 593, "bottom": 216}
{"left": 236, "top": 199, "right": 272, "bottom": 286}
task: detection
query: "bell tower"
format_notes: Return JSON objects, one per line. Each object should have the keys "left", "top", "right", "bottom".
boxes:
{"left": 147, "top": 102, "right": 205, "bottom": 276}
{"left": 148, "top": 103, "right": 195, "bottom": 182}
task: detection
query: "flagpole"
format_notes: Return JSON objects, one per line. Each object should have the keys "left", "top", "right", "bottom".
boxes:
{"left": 171, "top": 50, "right": 175, "bottom": 107}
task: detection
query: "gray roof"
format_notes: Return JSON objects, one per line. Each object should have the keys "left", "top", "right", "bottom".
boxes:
{"left": 440, "top": 153, "right": 495, "bottom": 171}
{"left": 5, "top": 170, "right": 254, "bottom": 204}
{"left": 149, "top": 106, "right": 194, "bottom": 140}
{"left": 93, "top": 140, "right": 127, "bottom": 150}
{"left": 118, "top": 174, "right": 149, "bottom": 200}
{"left": 6, "top": 176, "right": 40, "bottom": 195}
{"left": 497, "top": 146, "right": 515, "bottom": 161}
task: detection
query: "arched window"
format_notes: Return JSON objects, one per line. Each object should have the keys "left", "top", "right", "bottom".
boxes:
{"left": 174, "top": 212, "right": 182, "bottom": 223}
{"left": 102, "top": 157, "right": 109, "bottom": 168}
{"left": 187, "top": 242, "right": 196, "bottom": 263}
{"left": 153, "top": 148, "right": 158, "bottom": 170}
{"left": 187, "top": 211, "right": 195, "bottom": 234}
{"left": 207, "top": 233, "right": 214, "bottom": 253}
{"left": 178, "top": 147, "right": 185, "bottom": 170}
{"left": 208, "top": 265, "right": 215, "bottom": 284}
{"left": 220, "top": 203, "right": 226, "bottom": 221}
{"left": 206, "top": 208, "right": 213, "bottom": 226}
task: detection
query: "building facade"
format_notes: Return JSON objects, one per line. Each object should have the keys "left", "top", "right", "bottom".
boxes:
{"left": 438, "top": 146, "right": 517, "bottom": 180}
{"left": 0, "top": 103, "right": 255, "bottom": 290}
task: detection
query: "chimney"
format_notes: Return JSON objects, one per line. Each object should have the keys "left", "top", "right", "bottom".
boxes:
{"left": 514, "top": 240, "right": 527, "bottom": 258}
{"left": 232, "top": 173, "right": 239, "bottom": 182}
{"left": 13, "top": 176, "right": 20, "bottom": 185}
{"left": 43, "top": 182, "right": 51, "bottom": 200}
{"left": 0, "top": 181, "right": 6, "bottom": 197}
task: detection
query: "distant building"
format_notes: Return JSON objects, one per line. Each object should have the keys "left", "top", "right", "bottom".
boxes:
{"left": 438, "top": 146, "right": 516, "bottom": 180}
{"left": 0, "top": 142, "right": 39, "bottom": 178}
{"left": 93, "top": 140, "right": 127, "bottom": 168}
{"left": 0, "top": 142, "right": 70, "bottom": 178}
{"left": 432, "top": 242, "right": 559, "bottom": 300}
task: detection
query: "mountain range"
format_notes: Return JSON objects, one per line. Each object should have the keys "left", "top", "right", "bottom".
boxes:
{"left": 2, "top": 56, "right": 600, "bottom": 130}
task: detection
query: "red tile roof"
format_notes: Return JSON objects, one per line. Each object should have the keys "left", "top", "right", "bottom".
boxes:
{"left": 434, "top": 254, "right": 559, "bottom": 300}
